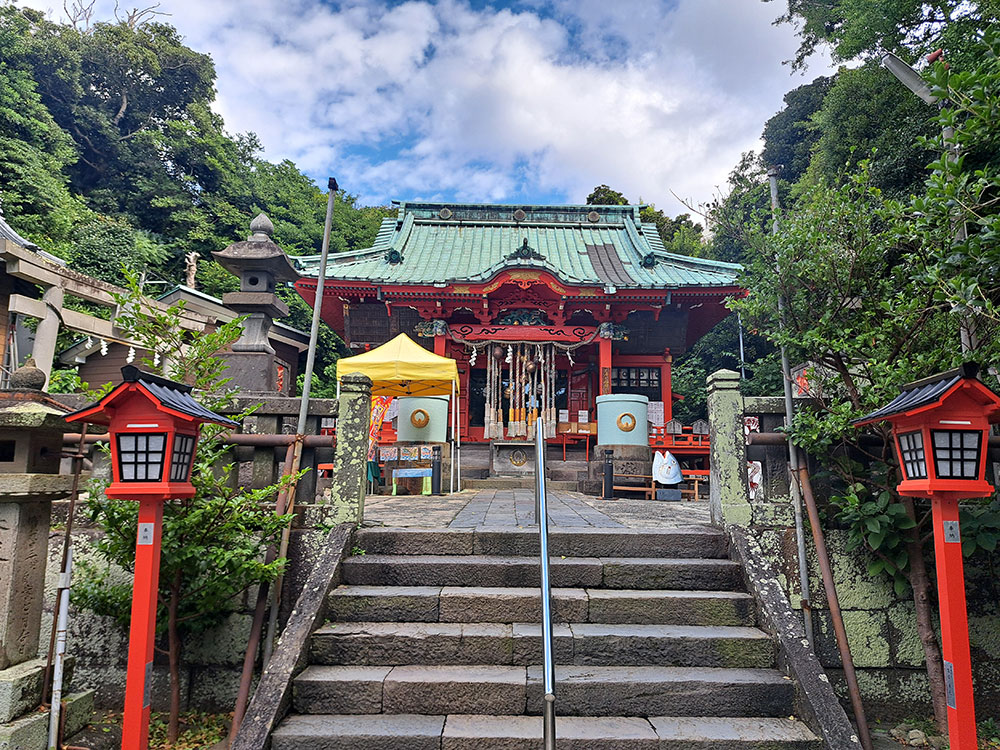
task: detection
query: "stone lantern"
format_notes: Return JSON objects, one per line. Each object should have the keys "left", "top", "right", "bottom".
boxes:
{"left": 0, "top": 360, "right": 91, "bottom": 746}
{"left": 212, "top": 214, "right": 299, "bottom": 395}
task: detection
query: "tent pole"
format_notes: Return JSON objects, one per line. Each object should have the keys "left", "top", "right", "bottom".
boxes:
{"left": 450, "top": 380, "right": 456, "bottom": 493}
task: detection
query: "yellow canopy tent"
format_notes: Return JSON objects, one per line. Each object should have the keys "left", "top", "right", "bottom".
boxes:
{"left": 336, "top": 333, "right": 461, "bottom": 491}
{"left": 336, "top": 333, "right": 459, "bottom": 396}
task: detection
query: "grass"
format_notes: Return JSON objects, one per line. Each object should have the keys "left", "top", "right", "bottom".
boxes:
{"left": 147, "top": 711, "right": 230, "bottom": 749}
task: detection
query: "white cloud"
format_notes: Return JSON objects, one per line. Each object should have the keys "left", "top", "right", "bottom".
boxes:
{"left": 16, "top": 0, "right": 834, "bottom": 213}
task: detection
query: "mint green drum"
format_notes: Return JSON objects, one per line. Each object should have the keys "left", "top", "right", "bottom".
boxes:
{"left": 596, "top": 394, "right": 649, "bottom": 446}
{"left": 397, "top": 396, "right": 450, "bottom": 442}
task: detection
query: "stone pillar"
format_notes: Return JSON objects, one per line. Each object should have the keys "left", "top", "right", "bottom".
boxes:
{"left": 325, "top": 373, "right": 372, "bottom": 524}
{"left": 31, "top": 285, "right": 63, "bottom": 385}
{"left": 707, "top": 369, "right": 750, "bottom": 527}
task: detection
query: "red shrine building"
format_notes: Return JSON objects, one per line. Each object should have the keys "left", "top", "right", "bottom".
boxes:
{"left": 294, "top": 202, "right": 740, "bottom": 452}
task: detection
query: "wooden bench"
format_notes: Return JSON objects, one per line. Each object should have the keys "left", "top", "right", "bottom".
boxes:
{"left": 612, "top": 473, "right": 655, "bottom": 500}
{"left": 681, "top": 469, "right": 709, "bottom": 500}
{"left": 613, "top": 471, "right": 709, "bottom": 501}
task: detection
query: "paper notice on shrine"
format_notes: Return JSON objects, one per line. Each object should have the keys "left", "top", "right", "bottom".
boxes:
{"left": 559, "top": 409, "right": 570, "bottom": 423}
{"left": 648, "top": 401, "right": 664, "bottom": 427}
{"left": 577, "top": 410, "right": 589, "bottom": 423}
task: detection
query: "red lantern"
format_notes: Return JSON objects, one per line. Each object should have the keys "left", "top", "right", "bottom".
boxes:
{"left": 855, "top": 362, "right": 1000, "bottom": 750}
{"left": 65, "top": 366, "right": 237, "bottom": 750}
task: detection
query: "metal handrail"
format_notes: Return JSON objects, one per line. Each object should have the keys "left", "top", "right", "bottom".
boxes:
{"left": 534, "top": 418, "right": 556, "bottom": 749}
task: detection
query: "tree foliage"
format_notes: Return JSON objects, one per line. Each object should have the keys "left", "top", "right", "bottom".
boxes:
{"left": 72, "top": 271, "right": 293, "bottom": 742}
{"left": 585, "top": 184, "right": 705, "bottom": 255}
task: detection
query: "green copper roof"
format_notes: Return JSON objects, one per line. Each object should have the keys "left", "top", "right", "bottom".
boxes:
{"left": 296, "top": 202, "right": 740, "bottom": 290}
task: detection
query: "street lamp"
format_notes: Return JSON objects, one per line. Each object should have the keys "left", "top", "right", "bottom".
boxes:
{"left": 881, "top": 50, "right": 977, "bottom": 351}
{"left": 65, "top": 365, "right": 237, "bottom": 750}
{"left": 855, "top": 362, "right": 1000, "bottom": 750}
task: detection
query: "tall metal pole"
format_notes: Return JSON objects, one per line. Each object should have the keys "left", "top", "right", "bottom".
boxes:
{"left": 768, "top": 167, "right": 814, "bottom": 648}
{"left": 262, "top": 178, "right": 338, "bottom": 664}
{"left": 298, "top": 177, "right": 339, "bottom": 434}
{"left": 769, "top": 168, "right": 873, "bottom": 750}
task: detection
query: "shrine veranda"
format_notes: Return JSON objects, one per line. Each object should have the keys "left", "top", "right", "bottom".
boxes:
{"left": 294, "top": 202, "right": 740, "bottom": 466}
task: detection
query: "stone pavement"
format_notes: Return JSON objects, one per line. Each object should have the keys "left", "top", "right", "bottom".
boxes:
{"left": 362, "top": 488, "right": 710, "bottom": 529}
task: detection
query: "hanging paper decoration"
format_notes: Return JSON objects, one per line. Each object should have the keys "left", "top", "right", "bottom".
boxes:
{"left": 85, "top": 336, "right": 93, "bottom": 348}
{"left": 153, "top": 350, "right": 161, "bottom": 367}
{"left": 126, "top": 346, "right": 136, "bottom": 364}
{"left": 100, "top": 339, "right": 108, "bottom": 356}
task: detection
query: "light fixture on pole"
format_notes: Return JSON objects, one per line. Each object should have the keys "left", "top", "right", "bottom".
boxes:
{"left": 65, "top": 366, "right": 237, "bottom": 750}
{"left": 881, "top": 50, "right": 977, "bottom": 351}
{"left": 855, "top": 362, "right": 1000, "bottom": 750}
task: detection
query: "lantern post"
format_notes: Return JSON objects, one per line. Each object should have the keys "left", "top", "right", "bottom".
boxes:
{"left": 65, "top": 366, "right": 237, "bottom": 750}
{"left": 855, "top": 363, "right": 1000, "bottom": 750}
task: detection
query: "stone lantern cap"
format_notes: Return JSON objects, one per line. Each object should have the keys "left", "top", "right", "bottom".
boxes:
{"left": 0, "top": 390, "right": 73, "bottom": 432}
{"left": 212, "top": 213, "right": 299, "bottom": 282}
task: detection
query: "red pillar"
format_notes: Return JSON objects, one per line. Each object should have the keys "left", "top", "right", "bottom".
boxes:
{"left": 931, "top": 496, "right": 978, "bottom": 749}
{"left": 598, "top": 337, "right": 612, "bottom": 396}
{"left": 122, "top": 498, "right": 165, "bottom": 750}
{"left": 433, "top": 334, "right": 446, "bottom": 357}
{"left": 661, "top": 351, "right": 673, "bottom": 422}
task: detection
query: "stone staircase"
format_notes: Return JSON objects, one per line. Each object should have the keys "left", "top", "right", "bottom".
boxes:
{"left": 270, "top": 526, "right": 823, "bottom": 749}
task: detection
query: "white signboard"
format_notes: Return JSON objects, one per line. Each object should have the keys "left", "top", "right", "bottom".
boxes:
{"left": 559, "top": 409, "right": 570, "bottom": 423}
{"left": 648, "top": 401, "right": 664, "bottom": 427}
{"left": 577, "top": 410, "right": 589, "bottom": 423}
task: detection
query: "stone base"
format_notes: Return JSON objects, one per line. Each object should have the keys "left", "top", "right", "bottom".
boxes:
{"left": 490, "top": 441, "right": 535, "bottom": 477}
{"left": 655, "top": 489, "right": 683, "bottom": 502}
{"left": 0, "top": 690, "right": 93, "bottom": 750}
{"left": 220, "top": 352, "right": 292, "bottom": 396}
{"left": 0, "top": 657, "right": 75, "bottom": 724}
{"left": 588, "top": 444, "right": 652, "bottom": 482}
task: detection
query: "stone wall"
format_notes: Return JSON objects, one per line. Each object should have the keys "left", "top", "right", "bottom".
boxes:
{"left": 41, "top": 380, "right": 373, "bottom": 712}
{"left": 41, "top": 502, "right": 336, "bottom": 712}
{"left": 707, "top": 369, "right": 1000, "bottom": 722}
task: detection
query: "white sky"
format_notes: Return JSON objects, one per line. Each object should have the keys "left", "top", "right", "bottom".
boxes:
{"left": 18, "top": 0, "right": 835, "bottom": 212}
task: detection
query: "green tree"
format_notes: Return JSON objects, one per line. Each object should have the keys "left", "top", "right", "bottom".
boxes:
{"left": 806, "top": 62, "right": 937, "bottom": 197}
{"left": 73, "top": 272, "right": 293, "bottom": 742}
{"left": 729, "top": 161, "right": 988, "bottom": 730}
{"left": 909, "top": 33, "right": 1000, "bottom": 361}
{"left": 671, "top": 316, "right": 781, "bottom": 423}
{"left": 68, "top": 215, "right": 170, "bottom": 285}
{"left": 0, "top": 5, "right": 84, "bottom": 252}
{"left": 585, "top": 184, "right": 628, "bottom": 205}
{"left": 767, "top": 0, "right": 999, "bottom": 68}
{"left": 761, "top": 75, "right": 833, "bottom": 184}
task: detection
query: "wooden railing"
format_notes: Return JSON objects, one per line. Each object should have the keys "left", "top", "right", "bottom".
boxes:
{"left": 649, "top": 421, "right": 710, "bottom": 452}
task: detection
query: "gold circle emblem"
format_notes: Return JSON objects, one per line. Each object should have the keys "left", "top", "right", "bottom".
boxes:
{"left": 410, "top": 409, "right": 429, "bottom": 428}
{"left": 510, "top": 448, "right": 528, "bottom": 467}
{"left": 617, "top": 412, "right": 637, "bottom": 432}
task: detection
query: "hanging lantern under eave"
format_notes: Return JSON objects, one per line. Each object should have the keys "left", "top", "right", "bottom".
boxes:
{"left": 854, "top": 362, "right": 1000, "bottom": 501}
{"left": 64, "top": 365, "right": 238, "bottom": 501}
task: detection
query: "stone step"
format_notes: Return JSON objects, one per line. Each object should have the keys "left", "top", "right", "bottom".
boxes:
{"left": 341, "top": 555, "right": 742, "bottom": 590}
{"left": 353, "top": 526, "right": 728, "bottom": 558}
{"left": 292, "top": 664, "right": 794, "bottom": 718}
{"left": 294, "top": 664, "right": 527, "bottom": 715}
{"left": 462, "top": 477, "right": 580, "bottom": 491}
{"left": 647, "top": 716, "right": 823, "bottom": 749}
{"left": 327, "top": 585, "right": 755, "bottom": 626}
{"left": 524, "top": 665, "right": 794, "bottom": 717}
{"left": 272, "top": 714, "right": 821, "bottom": 749}
{"left": 309, "top": 622, "right": 776, "bottom": 668}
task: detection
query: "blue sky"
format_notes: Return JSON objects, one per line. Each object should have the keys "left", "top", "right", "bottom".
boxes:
{"left": 23, "top": 0, "right": 835, "bottom": 213}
